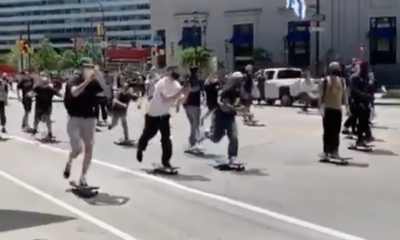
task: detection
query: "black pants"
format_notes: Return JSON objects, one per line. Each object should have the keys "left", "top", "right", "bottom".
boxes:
{"left": 354, "top": 106, "right": 371, "bottom": 142}
{"left": 343, "top": 106, "right": 357, "bottom": 132}
{"left": 138, "top": 114, "right": 172, "bottom": 166}
{"left": 322, "top": 108, "right": 342, "bottom": 154}
{"left": 0, "top": 101, "right": 6, "bottom": 126}
{"left": 94, "top": 101, "right": 108, "bottom": 121}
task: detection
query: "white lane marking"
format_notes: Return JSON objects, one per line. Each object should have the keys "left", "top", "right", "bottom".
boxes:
{"left": 0, "top": 169, "right": 138, "bottom": 240}
{"left": 9, "top": 135, "right": 367, "bottom": 240}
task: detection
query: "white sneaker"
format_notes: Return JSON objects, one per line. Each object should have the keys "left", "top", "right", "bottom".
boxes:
{"left": 228, "top": 157, "right": 238, "bottom": 165}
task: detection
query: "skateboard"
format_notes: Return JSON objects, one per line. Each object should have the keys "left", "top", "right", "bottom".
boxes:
{"left": 69, "top": 181, "right": 100, "bottom": 198}
{"left": 319, "top": 156, "right": 353, "bottom": 166}
{"left": 151, "top": 163, "right": 179, "bottom": 175}
{"left": 214, "top": 162, "right": 246, "bottom": 171}
{"left": 35, "top": 135, "right": 59, "bottom": 144}
{"left": 348, "top": 144, "right": 374, "bottom": 152}
{"left": 184, "top": 148, "right": 205, "bottom": 156}
{"left": 114, "top": 139, "right": 137, "bottom": 147}
{"left": 243, "top": 119, "right": 265, "bottom": 127}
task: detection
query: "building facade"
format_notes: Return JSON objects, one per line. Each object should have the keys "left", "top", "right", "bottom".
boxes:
{"left": 0, "top": 0, "right": 152, "bottom": 51}
{"left": 150, "top": 0, "right": 399, "bottom": 70}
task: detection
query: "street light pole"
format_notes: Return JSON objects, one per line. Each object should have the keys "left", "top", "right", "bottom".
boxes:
{"left": 315, "top": 0, "right": 320, "bottom": 75}
{"left": 98, "top": 1, "right": 106, "bottom": 68}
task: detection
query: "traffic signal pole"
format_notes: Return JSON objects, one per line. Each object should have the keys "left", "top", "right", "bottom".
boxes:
{"left": 19, "top": 33, "right": 24, "bottom": 71}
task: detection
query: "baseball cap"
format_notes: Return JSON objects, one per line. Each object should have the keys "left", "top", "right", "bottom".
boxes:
{"left": 78, "top": 57, "right": 95, "bottom": 67}
{"left": 230, "top": 71, "right": 244, "bottom": 78}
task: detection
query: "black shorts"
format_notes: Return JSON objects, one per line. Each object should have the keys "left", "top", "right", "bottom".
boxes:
{"left": 35, "top": 107, "right": 51, "bottom": 121}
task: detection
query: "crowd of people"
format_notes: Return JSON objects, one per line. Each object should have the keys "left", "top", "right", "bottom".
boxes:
{"left": 0, "top": 57, "right": 379, "bottom": 185}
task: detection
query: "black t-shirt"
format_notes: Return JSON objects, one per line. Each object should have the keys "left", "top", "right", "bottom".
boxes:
{"left": 112, "top": 91, "right": 133, "bottom": 113}
{"left": 216, "top": 85, "right": 241, "bottom": 117}
{"left": 34, "top": 86, "right": 58, "bottom": 111}
{"left": 184, "top": 76, "right": 202, "bottom": 107}
{"left": 204, "top": 81, "right": 220, "bottom": 109}
{"left": 64, "top": 76, "right": 103, "bottom": 118}
{"left": 17, "top": 77, "right": 34, "bottom": 97}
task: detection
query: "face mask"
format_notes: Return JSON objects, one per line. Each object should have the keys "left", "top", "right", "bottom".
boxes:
{"left": 171, "top": 72, "right": 180, "bottom": 80}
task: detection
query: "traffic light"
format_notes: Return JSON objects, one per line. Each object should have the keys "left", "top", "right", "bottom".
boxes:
{"left": 97, "top": 23, "right": 105, "bottom": 37}
{"left": 15, "top": 40, "right": 30, "bottom": 54}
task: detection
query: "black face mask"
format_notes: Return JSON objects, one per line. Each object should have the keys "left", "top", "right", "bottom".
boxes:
{"left": 171, "top": 72, "right": 180, "bottom": 80}
{"left": 330, "top": 70, "right": 341, "bottom": 77}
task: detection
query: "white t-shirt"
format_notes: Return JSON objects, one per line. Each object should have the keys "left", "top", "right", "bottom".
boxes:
{"left": 147, "top": 76, "right": 182, "bottom": 117}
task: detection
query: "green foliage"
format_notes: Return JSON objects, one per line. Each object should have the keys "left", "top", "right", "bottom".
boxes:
{"left": 179, "top": 47, "right": 211, "bottom": 69}
{"left": 253, "top": 47, "right": 272, "bottom": 62}
{"left": 2, "top": 38, "right": 104, "bottom": 71}
{"left": 79, "top": 40, "right": 103, "bottom": 64}
{"left": 32, "top": 39, "right": 61, "bottom": 70}
{"left": 59, "top": 49, "right": 78, "bottom": 70}
{"left": 0, "top": 54, "right": 8, "bottom": 64}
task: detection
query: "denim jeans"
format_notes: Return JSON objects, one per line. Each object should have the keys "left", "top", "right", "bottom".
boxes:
{"left": 209, "top": 113, "right": 238, "bottom": 158}
{"left": 184, "top": 105, "right": 201, "bottom": 146}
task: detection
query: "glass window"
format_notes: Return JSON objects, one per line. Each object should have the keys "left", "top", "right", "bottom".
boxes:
{"left": 276, "top": 69, "right": 302, "bottom": 79}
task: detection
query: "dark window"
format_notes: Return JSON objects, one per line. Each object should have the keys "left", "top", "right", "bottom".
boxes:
{"left": 369, "top": 16, "right": 396, "bottom": 65}
{"left": 277, "top": 69, "right": 302, "bottom": 79}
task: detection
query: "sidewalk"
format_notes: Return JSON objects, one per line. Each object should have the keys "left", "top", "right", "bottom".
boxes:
{"left": 374, "top": 98, "right": 400, "bottom": 106}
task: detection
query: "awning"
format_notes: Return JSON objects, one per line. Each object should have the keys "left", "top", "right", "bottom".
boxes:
{"left": 368, "top": 28, "right": 396, "bottom": 38}
{"left": 229, "top": 32, "right": 253, "bottom": 45}
{"left": 286, "top": 31, "right": 310, "bottom": 42}
{"left": 106, "top": 47, "right": 151, "bottom": 61}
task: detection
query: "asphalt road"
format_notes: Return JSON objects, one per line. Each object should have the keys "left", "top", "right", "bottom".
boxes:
{"left": 1, "top": 101, "right": 400, "bottom": 240}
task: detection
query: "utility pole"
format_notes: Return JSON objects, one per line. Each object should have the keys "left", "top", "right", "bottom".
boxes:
{"left": 90, "top": 19, "right": 95, "bottom": 60}
{"left": 27, "top": 23, "right": 31, "bottom": 71}
{"left": 314, "top": 0, "right": 320, "bottom": 75}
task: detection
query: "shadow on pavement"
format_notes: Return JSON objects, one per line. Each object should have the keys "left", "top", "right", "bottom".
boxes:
{"left": 0, "top": 209, "right": 75, "bottom": 232}
{"left": 372, "top": 125, "right": 398, "bottom": 130}
{"left": 185, "top": 152, "right": 225, "bottom": 160}
{"left": 0, "top": 137, "right": 11, "bottom": 142}
{"left": 83, "top": 193, "right": 130, "bottom": 206}
{"left": 228, "top": 168, "right": 269, "bottom": 177}
{"left": 66, "top": 189, "right": 130, "bottom": 206}
{"left": 364, "top": 148, "right": 398, "bottom": 156}
{"left": 140, "top": 169, "right": 211, "bottom": 182}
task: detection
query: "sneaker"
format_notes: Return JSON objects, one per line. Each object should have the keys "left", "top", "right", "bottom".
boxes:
{"left": 228, "top": 156, "right": 238, "bottom": 165}
{"left": 1, "top": 127, "right": 6, "bottom": 133}
{"left": 63, "top": 162, "right": 71, "bottom": 179}
{"left": 79, "top": 176, "right": 88, "bottom": 187}
{"left": 197, "top": 129, "right": 210, "bottom": 144}
{"left": 136, "top": 149, "right": 143, "bottom": 162}
{"left": 330, "top": 152, "right": 342, "bottom": 159}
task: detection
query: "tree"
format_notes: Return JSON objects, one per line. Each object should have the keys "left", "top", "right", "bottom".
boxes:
{"left": 59, "top": 49, "right": 78, "bottom": 70}
{"left": 32, "top": 39, "right": 61, "bottom": 70}
{"left": 6, "top": 47, "right": 21, "bottom": 69}
{"left": 179, "top": 47, "right": 211, "bottom": 69}
{"left": 79, "top": 40, "right": 103, "bottom": 64}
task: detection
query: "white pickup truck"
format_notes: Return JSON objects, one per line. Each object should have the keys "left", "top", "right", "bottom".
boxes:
{"left": 252, "top": 67, "right": 321, "bottom": 106}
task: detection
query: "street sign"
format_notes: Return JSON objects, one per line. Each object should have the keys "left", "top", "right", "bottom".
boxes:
{"left": 310, "top": 27, "right": 324, "bottom": 32}
{"left": 311, "top": 13, "right": 326, "bottom": 22}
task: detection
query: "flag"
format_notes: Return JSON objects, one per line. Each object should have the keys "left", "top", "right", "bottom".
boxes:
{"left": 286, "top": 0, "right": 307, "bottom": 20}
